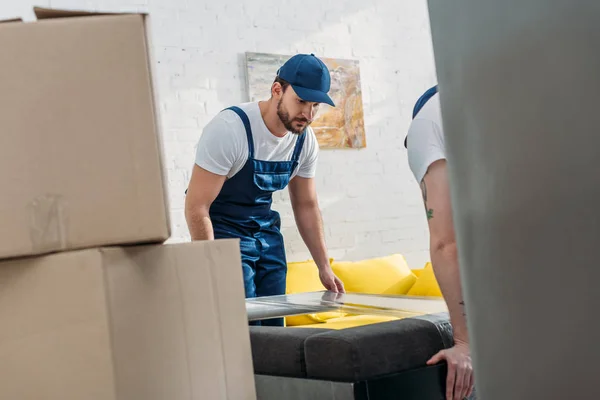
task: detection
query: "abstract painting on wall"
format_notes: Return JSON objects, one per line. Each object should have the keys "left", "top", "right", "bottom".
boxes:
{"left": 245, "top": 52, "right": 366, "bottom": 149}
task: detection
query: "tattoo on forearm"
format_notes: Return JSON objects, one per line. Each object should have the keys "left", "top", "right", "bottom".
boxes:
{"left": 420, "top": 179, "right": 434, "bottom": 220}
{"left": 459, "top": 300, "right": 467, "bottom": 317}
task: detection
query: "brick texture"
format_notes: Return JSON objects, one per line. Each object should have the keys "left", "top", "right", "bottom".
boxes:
{"left": 6, "top": 0, "right": 437, "bottom": 268}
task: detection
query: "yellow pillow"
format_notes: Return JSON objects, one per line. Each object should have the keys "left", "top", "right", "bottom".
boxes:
{"left": 412, "top": 268, "right": 424, "bottom": 277}
{"left": 406, "top": 262, "right": 443, "bottom": 297}
{"left": 331, "top": 254, "right": 417, "bottom": 295}
{"left": 285, "top": 259, "right": 346, "bottom": 326}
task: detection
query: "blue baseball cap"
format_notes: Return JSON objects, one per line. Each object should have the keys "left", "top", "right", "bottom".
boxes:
{"left": 276, "top": 53, "right": 335, "bottom": 107}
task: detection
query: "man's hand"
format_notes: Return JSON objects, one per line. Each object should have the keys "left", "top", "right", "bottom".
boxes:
{"left": 319, "top": 267, "right": 345, "bottom": 293}
{"left": 427, "top": 340, "right": 474, "bottom": 400}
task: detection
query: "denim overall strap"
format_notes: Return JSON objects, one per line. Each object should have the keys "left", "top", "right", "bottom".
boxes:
{"left": 405, "top": 85, "right": 439, "bottom": 148}
{"left": 412, "top": 85, "right": 439, "bottom": 119}
{"left": 225, "top": 106, "right": 255, "bottom": 158}
{"left": 291, "top": 131, "right": 307, "bottom": 162}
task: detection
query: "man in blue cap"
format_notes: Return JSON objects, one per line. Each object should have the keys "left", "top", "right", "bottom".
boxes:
{"left": 185, "top": 54, "right": 345, "bottom": 326}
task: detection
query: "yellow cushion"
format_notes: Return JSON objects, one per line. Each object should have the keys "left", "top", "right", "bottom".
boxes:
{"left": 285, "top": 259, "right": 346, "bottom": 326}
{"left": 331, "top": 254, "right": 417, "bottom": 295}
{"left": 412, "top": 268, "right": 424, "bottom": 277}
{"left": 406, "top": 262, "right": 443, "bottom": 297}
{"left": 294, "top": 314, "right": 401, "bottom": 330}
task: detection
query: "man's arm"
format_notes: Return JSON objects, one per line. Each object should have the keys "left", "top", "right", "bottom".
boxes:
{"left": 184, "top": 165, "right": 226, "bottom": 240}
{"left": 288, "top": 176, "right": 344, "bottom": 293}
{"left": 421, "top": 159, "right": 473, "bottom": 400}
{"left": 421, "top": 159, "right": 468, "bottom": 341}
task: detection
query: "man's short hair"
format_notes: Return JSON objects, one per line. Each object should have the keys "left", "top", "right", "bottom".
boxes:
{"left": 273, "top": 76, "right": 290, "bottom": 91}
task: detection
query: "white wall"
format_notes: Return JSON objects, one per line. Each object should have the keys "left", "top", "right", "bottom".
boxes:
{"left": 2, "top": 0, "right": 437, "bottom": 268}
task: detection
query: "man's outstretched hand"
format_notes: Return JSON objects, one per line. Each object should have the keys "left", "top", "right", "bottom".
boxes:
{"left": 427, "top": 339, "right": 474, "bottom": 400}
{"left": 319, "top": 268, "right": 345, "bottom": 293}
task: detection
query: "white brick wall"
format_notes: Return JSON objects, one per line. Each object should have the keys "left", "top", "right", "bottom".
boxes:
{"left": 3, "top": 0, "right": 437, "bottom": 269}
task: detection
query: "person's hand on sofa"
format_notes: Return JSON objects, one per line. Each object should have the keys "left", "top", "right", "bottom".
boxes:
{"left": 319, "top": 267, "right": 345, "bottom": 293}
{"left": 427, "top": 339, "right": 473, "bottom": 400}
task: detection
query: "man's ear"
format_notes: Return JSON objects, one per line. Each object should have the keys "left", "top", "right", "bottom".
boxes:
{"left": 272, "top": 82, "right": 283, "bottom": 99}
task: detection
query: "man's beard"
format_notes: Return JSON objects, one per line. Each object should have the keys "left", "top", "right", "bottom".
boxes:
{"left": 277, "top": 99, "right": 311, "bottom": 135}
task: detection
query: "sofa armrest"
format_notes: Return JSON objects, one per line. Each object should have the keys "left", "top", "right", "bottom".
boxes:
{"left": 249, "top": 326, "right": 331, "bottom": 378}
{"left": 304, "top": 314, "right": 452, "bottom": 381}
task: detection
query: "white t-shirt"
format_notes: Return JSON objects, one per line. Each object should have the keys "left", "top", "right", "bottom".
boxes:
{"left": 195, "top": 102, "right": 319, "bottom": 179}
{"left": 406, "top": 93, "right": 446, "bottom": 183}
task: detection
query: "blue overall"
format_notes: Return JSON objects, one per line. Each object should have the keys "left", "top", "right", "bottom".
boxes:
{"left": 404, "top": 85, "right": 439, "bottom": 148}
{"left": 210, "top": 106, "right": 306, "bottom": 327}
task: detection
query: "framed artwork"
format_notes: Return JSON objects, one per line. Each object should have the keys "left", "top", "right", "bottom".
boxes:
{"left": 245, "top": 52, "right": 366, "bottom": 149}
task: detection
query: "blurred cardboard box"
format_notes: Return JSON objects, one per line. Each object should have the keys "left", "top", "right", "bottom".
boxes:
{"left": 0, "top": 7, "right": 170, "bottom": 259}
{"left": 0, "top": 239, "right": 256, "bottom": 400}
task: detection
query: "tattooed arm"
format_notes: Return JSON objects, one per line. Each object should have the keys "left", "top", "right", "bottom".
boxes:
{"left": 421, "top": 159, "right": 473, "bottom": 400}
{"left": 420, "top": 159, "right": 468, "bottom": 338}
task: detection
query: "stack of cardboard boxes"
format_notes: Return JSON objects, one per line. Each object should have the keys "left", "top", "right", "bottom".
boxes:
{"left": 0, "top": 7, "right": 255, "bottom": 400}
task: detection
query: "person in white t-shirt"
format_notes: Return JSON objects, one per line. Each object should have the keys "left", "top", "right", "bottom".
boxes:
{"left": 185, "top": 54, "right": 345, "bottom": 326}
{"left": 406, "top": 85, "right": 475, "bottom": 400}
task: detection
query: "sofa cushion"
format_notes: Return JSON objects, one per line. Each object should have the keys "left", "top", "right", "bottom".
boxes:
{"left": 407, "top": 262, "right": 443, "bottom": 297}
{"left": 249, "top": 326, "right": 331, "bottom": 378}
{"left": 303, "top": 314, "right": 452, "bottom": 381}
{"left": 285, "top": 259, "right": 346, "bottom": 326}
{"left": 332, "top": 254, "right": 417, "bottom": 295}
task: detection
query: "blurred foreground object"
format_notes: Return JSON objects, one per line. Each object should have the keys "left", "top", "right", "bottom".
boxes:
{"left": 427, "top": 0, "right": 600, "bottom": 398}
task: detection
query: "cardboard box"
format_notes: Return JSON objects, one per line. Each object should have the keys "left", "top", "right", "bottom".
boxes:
{"left": 0, "top": 240, "right": 256, "bottom": 400}
{"left": 0, "top": 7, "right": 170, "bottom": 259}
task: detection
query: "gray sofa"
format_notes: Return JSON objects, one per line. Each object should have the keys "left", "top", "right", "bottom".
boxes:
{"left": 249, "top": 312, "right": 472, "bottom": 400}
